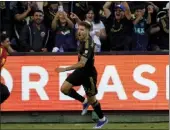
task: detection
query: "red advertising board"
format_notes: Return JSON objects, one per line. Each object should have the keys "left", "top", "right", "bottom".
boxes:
{"left": 1, "top": 55, "right": 168, "bottom": 111}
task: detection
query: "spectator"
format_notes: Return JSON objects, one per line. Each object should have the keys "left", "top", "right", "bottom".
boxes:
{"left": 132, "top": 4, "right": 153, "bottom": 51}
{"left": 70, "top": 2, "right": 89, "bottom": 21}
{"left": 11, "top": 2, "right": 39, "bottom": 51}
{"left": 145, "top": 2, "right": 159, "bottom": 25}
{"left": 103, "top": 2, "right": 133, "bottom": 51}
{"left": 43, "top": 2, "right": 63, "bottom": 28}
{"left": 71, "top": 6, "right": 107, "bottom": 52}
{"left": 11, "top": 2, "right": 38, "bottom": 38}
{"left": 19, "top": 10, "right": 50, "bottom": 52}
{"left": 51, "top": 11, "right": 76, "bottom": 52}
{"left": 150, "top": 2, "right": 169, "bottom": 51}
{"left": 148, "top": 10, "right": 166, "bottom": 51}
{"left": 0, "top": 1, "right": 167, "bottom": 53}
{"left": 70, "top": 2, "right": 105, "bottom": 21}
{"left": 85, "top": 6, "right": 107, "bottom": 52}
{"left": 0, "top": 1, "right": 13, "bottom": 39}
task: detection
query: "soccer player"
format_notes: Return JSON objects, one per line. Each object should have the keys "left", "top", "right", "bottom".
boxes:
{"left": 55, "top": 21, "right": 108, "bottom": 129}
{"left": 0, "top": 33, "right": 15, "bottom": 104}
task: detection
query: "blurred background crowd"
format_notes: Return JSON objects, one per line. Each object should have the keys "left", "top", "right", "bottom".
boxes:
{"left": 0, "top": 1, "right": 169, "bottom": 53}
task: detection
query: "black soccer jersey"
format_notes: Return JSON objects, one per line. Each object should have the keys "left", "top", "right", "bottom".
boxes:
{"left": 78, "top": 37, "right": 95, "bottom": 70}
{"left": 66, "top": 36, "right": 98, "bottom": 96}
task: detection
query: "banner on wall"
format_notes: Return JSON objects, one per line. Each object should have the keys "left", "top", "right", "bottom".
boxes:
{"left": 1, "top": 55, "right": 169, "bottom": 111}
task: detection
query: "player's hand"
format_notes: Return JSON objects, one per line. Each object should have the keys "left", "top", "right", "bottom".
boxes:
{"left": 55, "top": 67, "right": 66, "bottom": 72}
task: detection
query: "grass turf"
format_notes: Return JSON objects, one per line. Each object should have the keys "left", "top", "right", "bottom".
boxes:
{"left": 1, "top": 122, "right": 169, "bottom": 130}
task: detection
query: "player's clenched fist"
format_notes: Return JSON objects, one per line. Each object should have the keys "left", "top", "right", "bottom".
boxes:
{"left": 55, "top": 67, "right": 66, "bottom": 72}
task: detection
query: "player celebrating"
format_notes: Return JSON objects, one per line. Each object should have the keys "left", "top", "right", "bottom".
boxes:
{"left": 0, "top": 33, "right": 15, "bottom": 104}
{"left": 55, "top": 21, "right": 108, "bottom": 129}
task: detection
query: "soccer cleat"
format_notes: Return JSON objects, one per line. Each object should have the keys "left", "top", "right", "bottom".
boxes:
{"left": 93, "top": 117, "right": 108, "bottom": 129}
{"left": 81, "top": 102, "right": 90, "bottom": 115}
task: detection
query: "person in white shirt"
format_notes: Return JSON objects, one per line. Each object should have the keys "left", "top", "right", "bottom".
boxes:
{"left": 70, "top": 6, "right": 107, "bottom": 52}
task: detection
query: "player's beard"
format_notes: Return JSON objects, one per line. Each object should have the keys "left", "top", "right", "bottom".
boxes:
{"left": 76, "top": 32, "right": 88, "bottom": 42}
{"left": 76, "top": 33, "right": 85, "bottom": 41}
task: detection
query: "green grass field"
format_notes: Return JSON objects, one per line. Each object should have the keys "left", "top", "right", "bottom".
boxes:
{"left": 1, "top": 123, "right": 169, "bottom": 130}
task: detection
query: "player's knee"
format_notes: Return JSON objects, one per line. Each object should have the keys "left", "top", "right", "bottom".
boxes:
{"left": 91, "top": 100, "right": 100, "bottom": 108}
{"left": 60, "top": 86, "right": 70, "bottom": 95}
{"left": 60, "top": 84, "right": 71, "bottom": 95}
{"left": 87, "top": 96, "right": 96, "bottom": 105}
{"left": 60, "top": 81, "right": 73, "bottom": 95}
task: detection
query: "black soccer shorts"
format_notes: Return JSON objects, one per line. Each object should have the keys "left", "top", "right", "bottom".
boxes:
{"left": 66, "top": 68, "right": 98, "bottom": 97}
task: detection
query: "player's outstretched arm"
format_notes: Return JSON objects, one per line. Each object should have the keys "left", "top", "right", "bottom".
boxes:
{"left": 55, "top": 56, "right": 87, "bottom": 72}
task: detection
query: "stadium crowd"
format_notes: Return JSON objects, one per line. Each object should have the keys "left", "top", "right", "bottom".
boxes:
{"left": 0, "top": 1, "right": 169, "bottom": 52}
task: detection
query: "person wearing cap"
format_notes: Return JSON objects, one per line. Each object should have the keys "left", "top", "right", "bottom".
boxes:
{"left": 103, "top": 1, "right": 133, "bottom": 51}
{"left": 150, "top": 2, "right": 169, "bottom": 51}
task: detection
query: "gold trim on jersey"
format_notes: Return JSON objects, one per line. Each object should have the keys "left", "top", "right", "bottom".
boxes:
{"left": 85, "top": 39, "right": 89, "bottom": 49}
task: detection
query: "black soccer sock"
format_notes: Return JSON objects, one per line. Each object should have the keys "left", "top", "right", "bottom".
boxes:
{"left": 92, "top": 100, "right": 104, "bottom": 119}
{"left": 67, "top": 88, "right": 85, "bottom": 103}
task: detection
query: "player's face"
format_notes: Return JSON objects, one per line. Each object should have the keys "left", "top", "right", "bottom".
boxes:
{"left": 77, "top": 25, "right": 88, "bottom": 41}
{"left": 1, "top": 38, "right": 10, "bottom": 48}
{"left": 33, "top": 12, "right": 44, "bottom": 25}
